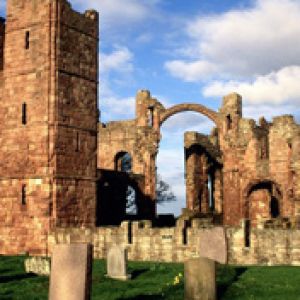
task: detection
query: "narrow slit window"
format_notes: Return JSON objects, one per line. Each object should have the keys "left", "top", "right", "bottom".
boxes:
{"left": 226, "top": 114, "right": 232, "bottom": 130}
{"left": 75, "top": 132, "right": 80, "bottom": 152}
{"left": 148, "top": 107, "right": 154, "bottom": 127}
{"left": 244, "top": 219, "right": 251, "bottom": 248}
{"left": 22, "top": 102, "right": 27, "bottom": 125}
{"left": 21, "top": 185, "right": 26, "bottom": 205}
{"left": 25, "top": 31, "right": 30, "bottom": 49}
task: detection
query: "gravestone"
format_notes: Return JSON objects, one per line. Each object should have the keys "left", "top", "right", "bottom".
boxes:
{"left": 199, "top": 226, "right": 227, "bottom": 264}
{"left": 49, "top": 243, "right": 93, "bottom": 300}
{"left": 185, "top": 257, "right": 216, "bottom": 300}
{"left": 24, "top": 257, "right": 50, "bottom": 276}
{"left": 106, "top": 244, "right": 131, "bottom": 280}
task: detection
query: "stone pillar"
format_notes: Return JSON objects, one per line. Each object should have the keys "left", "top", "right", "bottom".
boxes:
{"left": 214, "top": 169, "right": 222, "bottom": 213}
{"left": 184, "top": 257, "right": 216, "bottom": 300}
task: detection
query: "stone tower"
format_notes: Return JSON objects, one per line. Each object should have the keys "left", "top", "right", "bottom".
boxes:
{"left": 0, "top": 0, "right": 99, "bottom": 254}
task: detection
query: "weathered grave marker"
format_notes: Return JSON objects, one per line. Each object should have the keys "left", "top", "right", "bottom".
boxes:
{"left": 184, "top": 257, "right": 216, "bottom": 300}
{"left": 49, "top": 243, "right": 93, "bottom": 300}
{"left": 106, "top": 244, "right": 131, "bottom": 280}
{"left": 199, "top": 226, "right": 227, "bottom": 264}
{"left": 24, "top": 256, "right": 50, "bottom": 276}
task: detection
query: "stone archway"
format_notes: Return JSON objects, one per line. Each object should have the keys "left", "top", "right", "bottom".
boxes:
{"left": 159, "top": 103, "right": 220, "bottom": 127}
{"left": 155, "top": 103, "right": 221, "bottom": 217}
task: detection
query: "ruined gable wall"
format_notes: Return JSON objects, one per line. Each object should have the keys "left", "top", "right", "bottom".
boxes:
{"left": 220, "top": 106, "right": 300, "bottom": 226}
{"left": 216, "top": 93, "right": 300, "bottom": 226}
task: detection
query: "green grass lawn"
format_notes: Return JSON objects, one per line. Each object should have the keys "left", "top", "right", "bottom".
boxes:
{"left": 0, "top": 256, "right": 300, "bottom": 299}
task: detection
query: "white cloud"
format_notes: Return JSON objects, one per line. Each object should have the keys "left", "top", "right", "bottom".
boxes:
{"left": 161, "top": 112, "right": 214, "bottom": 134}
{"left": 203, "top": 66, "right": 300, "bottom": 105}
{"left": 165, "top": 60, "right": 218, "bottom": 82}
{"left": 101, "top": 95, "right": 135, "bottom": 121}
{"left": 100, "top": 78, "right": 135, "bottom": 121}
{"left": 101, "top": 46, "right": 133, "bottom": 74}
{"left": 136, "top": 33, "right": 153, "bottom": 44}
{"left": 165, "top": 0, "right": 300, "bottom": 81}
{"left": 71, "top": 0, "right": 159, "bottom": 30}
{"left": 243, "top": 104, "right": 298, "bottom": 123}
{"left": 99, "top": 46, "right": 136, "bottom": 121}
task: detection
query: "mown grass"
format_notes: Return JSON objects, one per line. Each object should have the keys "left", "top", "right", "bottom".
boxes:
{"left": 0, "top": 256, "right": 300, "bottom": 299}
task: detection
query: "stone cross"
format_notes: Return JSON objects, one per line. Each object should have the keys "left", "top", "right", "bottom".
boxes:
{"left": 185, "top": 257, "right": 216, "bottom": 300}
{"left": 106, "top": 244, "right": 131, "bottom": 280}
{"left": 49, "top": 243, "right": 93, "bottom": 300}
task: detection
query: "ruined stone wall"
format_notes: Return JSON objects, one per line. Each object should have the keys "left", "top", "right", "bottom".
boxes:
{"left": 98, "top": 91, "right": 162, "bottom": 217}
{"left": 185, "top": 132, "right": 222, "bottom": 214}
{"left": 48, "top": 222, "right": 300, "bottom": 265}
{"left": 0, "top": 0, "right": 99, "bottom": 255}
{"left": 54, "top": 0, "right": 98, "bottom": 227}
{"left": 0, "top": 0, "right": 56, "bottom": 255}
{"left": 188, "top": 93, "right": 300, "bottom": 227}
{"left": 227, "top": 223, "right": 300, "bottom": 265}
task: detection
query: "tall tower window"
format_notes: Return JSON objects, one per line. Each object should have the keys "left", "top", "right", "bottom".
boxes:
{"left": 75, "top": 132, "right": 80, "bottom": 152}
{"left": 25, "top": 31, "right": 30, "bottom": 49}
{"left": 147, "top": 106, "right": 154, "bottom": 127}
{"left": 21, "top": 185, "right": 26, "bottom": 205}
{"left": 226, "top": 114, "right": 232, "bottom": 130}
{"left": 22, "top": 103, "right": 27, "bottom": 125}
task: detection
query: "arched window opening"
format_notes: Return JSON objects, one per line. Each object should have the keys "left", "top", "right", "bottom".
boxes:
{"left": 226, "top": 114, "right": 232, "bottom": 130}
{"left": 208, "top": 173, "right": 215, "bottom": 211}
{"left": 246, "top": 181, "right": 282, "bottom": 225}
{"left": 270, "top": 196, "right": 279, "bottom": 218}
{"left": 126, "top": 186, "right": 137, "bottom": 215}
{"left": 115, "top": 152, "right": 132, "bottom": 172}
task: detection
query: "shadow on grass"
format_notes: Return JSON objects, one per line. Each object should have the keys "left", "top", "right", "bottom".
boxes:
{"left": 117, "top": 295, "right": 164, "bottom": 300}
{"left": 0, "top": 273, "right": 37, "bottom": 283}
{"left": 130, "top": 268, "right": 148, "bottom": 279}
{"left": 217, "top": 267, "right": 247, "bottom": 299}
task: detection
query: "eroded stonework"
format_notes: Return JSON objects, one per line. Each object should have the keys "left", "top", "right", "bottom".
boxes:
{"left": 0, "top": 0, "right": 300, "bottom": 265}
{"left": 99, "top": 90, "right": 300, "bottom": 229}
{"left": 0, "top": 0, "right": 98, "bottom": 254}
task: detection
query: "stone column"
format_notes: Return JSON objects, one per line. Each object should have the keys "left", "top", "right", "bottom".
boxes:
{"left": 184, "top": 257, "right": 216, "bottom": 300}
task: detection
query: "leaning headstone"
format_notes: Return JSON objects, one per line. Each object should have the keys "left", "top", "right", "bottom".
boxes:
{"left": 49, "top": 243, "right": 93, "bottom": 300}
{"left": 106, "top": 244, "right": 131, "bottom": 280}
{"left": 24, "top": 257, "right": 51, "bottom": 276}
{"left": 199, "top": 226, "right": 227, "bottom": 264}
{"left": 185, "top": 257, "right": 216, "bottom": 300}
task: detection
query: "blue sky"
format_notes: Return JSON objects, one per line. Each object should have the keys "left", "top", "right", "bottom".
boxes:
{"left": 1, "top": 0, "right": 300, "bottom": 215}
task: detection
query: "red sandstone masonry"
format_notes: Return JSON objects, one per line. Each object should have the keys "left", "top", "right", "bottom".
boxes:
{"left": 0, "top": 0, "right": 99, "bottom": 255}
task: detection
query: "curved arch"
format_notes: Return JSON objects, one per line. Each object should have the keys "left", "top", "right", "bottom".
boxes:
{"left": 159, "top": 103, "right": 220, "bottom": 126}
{"left": 243, "top": 179, "right": 282, "bottom": 219}
{"left": 244, "top": 179, "right": 282, "bottom": 199}
{"left": 114, "top": 151, "right": 132, "bottom": 172}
